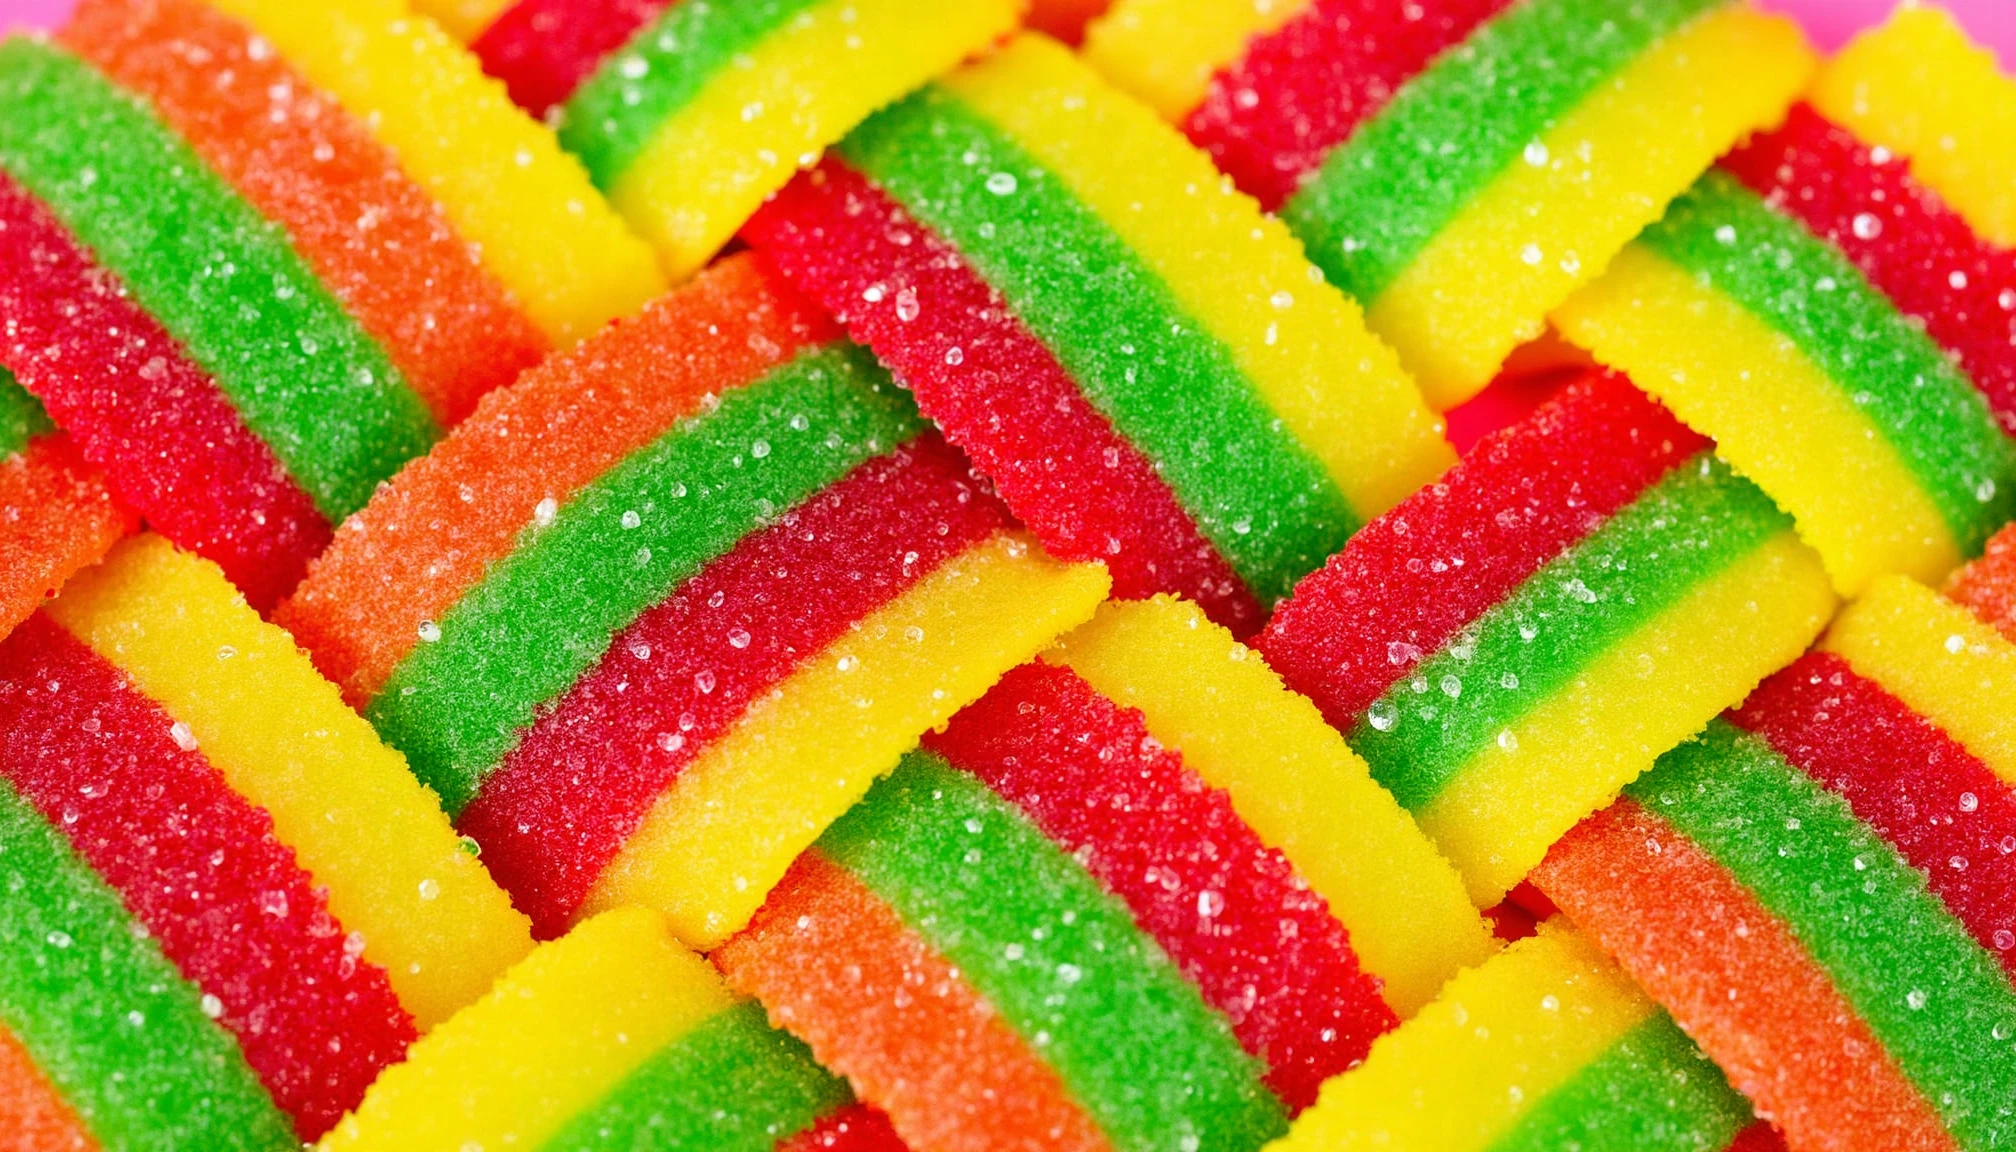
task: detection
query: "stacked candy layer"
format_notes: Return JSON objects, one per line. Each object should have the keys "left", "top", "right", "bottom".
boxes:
{"left": 324, "top": 907, "right": 902, "bottom": 1152}
{"left": 1082, "top": 0, "right": 1815, "bottom": 406}
{"left": 1555, "top": 6, "right": 2016, "bottom": 597}
{"left": 0, "top": 368, "right": 129, "bottom": 640}
{"left": 447, "top": 0, "right": 1022, "bottom": 282}
{"left": 1274, "top": 922, "right": 1763, "bottom": 1152}
{"left": 280, "top": 253, "right": 1108, "bottom": 947}
{"left": 717, "top": 597, "right": 1496, "bottom": 1152}
{"left": 747, "top": 33, "right": 1452, "bottom": 634}
{"left": 0, "top": 536, "right": 533, "bottom": 1145}
{"left": 0, "top": 0, "right": 661, "bottom": 608}
{"left": 1536, "top": 565, "right": 2016, "bottom": 1150}
{"left": 1257, "top": 371, "right": 1837, "bottom": 904}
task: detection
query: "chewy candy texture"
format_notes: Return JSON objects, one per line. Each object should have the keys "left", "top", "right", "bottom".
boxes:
{"left": 1271, "top": 924, "right": 1753, "bottom": 1152}
{"left": 472, "top": 0, "right": 676, "bottom": 116}
{"left": 46, "top": 536, "right": 534, "bottom": 1029}
{"left": 203, "top": 0, "right": 665, "bottom": 345}
{"left": 1947, "top": 523, "right": 2016, "bottom": 646}
{"left": 0, "top": 1022, "right": 97, "bottom": 1152}
{"left": 1044, "top": 596, "right": 1493, "bottom": 1016}
{"left": 0, "top": 372, "right": 129, "bottom": 641}
{"left": 1081, "top": 0, "right": 1314, "bottom": 120}
{"left": 63, "top": 0, "right": 550, "bottom": 428}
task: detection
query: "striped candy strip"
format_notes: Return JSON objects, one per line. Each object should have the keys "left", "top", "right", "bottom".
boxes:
{"left": 322, "top": 906, "right": 887, "bottom": 1152}
{"left": 1083, "top": 0, "right": 1815, "bottom": 407}
{"left": 1257, "top": 372, "right": 1837, "bottom": 904}
{"left": 0, "top": 368, "right": 129, "bottom": 641}
{"left": 746, "top": 34, "right": 1450, "bottom": 634}
{"left": 1272, "top": 923, "right": 1758, "bottom": 1152}
{"left": 461, "top": 0, "right": 1020, "bottom": 282}
{"left": 0, "top": 1021, "right": 96, "bottom": 1152}
{"left": 280, "top": 253, "right": 1108, "bottom": 947}
{"left": 1947, "top": 523, "right": 2016, "bottom": 648}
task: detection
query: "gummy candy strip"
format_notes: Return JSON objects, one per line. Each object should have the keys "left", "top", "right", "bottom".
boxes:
{"left": 1258, "top": 372, "right": 1709, "bottom": 734}
{"left": 1947, "top": 524, "right": 2016, "bottom": 646}
{"left": 64, "top": 0, "right": 551, "bottom": 429}
{"left": 1290, "top": 928, "right": 1749, "bottom": 1152}
{"left": 584, "top": 0, "right": 1025, "bottom": 282}
{"left": 1811, "top": 7, "right": 2016, "bottom": 249}
{"left": 0, "top": 436, "right": 130, "bottom": 644}
{"left": 369, "top": 344, "right": 926, "bottom": 814}
{"left": 1634, "top": 173, "right": 2016, "bottom": 556}
{"left": 1535, "top": 799, "right": 1959, "bottom": 1152}
{"left": 0, "top": 40, "right": 436, "bottom": 522}
{"left": 1046, "top": 596, "right": 1494, "bottom": 1018}
{"left": 277, "top": 253, "right": 834, "bottom": 706}
{"left": 1174, "top": 0, "right": 1511, "bottom": 210}
{"left": 776, "top": 1105, "right": 907, "bottom": 1152}
{"left": 457, "top": 435, "right": 1008, "bottom": 937}
{"left": 545, "top": 999, "right": 851, "bottom": 1152}
{"left": 0, "top": 171, "right": 332, "bottom": 611}
{"left": 1079, "top": 0, "right": 1313, "bottom": 120}
{"left": 0, "top": 365, "right": 52, "bottom": 458}
{"left": 1731, "top": 651, "right": 2016, "bottom": 977}
{"left": 929, "top": 662, "right": 1395, "bottom": 1113}
{"left": 744, "top": 160, "right": 1265, "bottom": 633}
{"left": 717, "top": 852, "right": 1116, "bottom": 1152}
{"left": 45, "top": 536, "right": 534, "bottom": 1031}
{"left": 1627, "top": 724, "right": 2016, "bottom": 1147}
{"left": 411, "top": 0, "right": 515, "bottom": 42}
{"left": 1822, "top": 575, "right": 2016, "bottom": 789}
{"left": 1721, "top": 105, "right": 2016, "bottom": 436}
{"left": 472, "top": 0, "right": 677, "bottom": 116}
{"left": 203, "top": 0, "right": 665, "bottom": 346}
{"left": 0, "top": 1022, "right": 98, "bottom": 1152}
{"left": 0, "top": 778, "right": 296, "bottom": 1152}
{"left": 812, "top": 752, "right": 1289, "bottom": 1152}
{"left": 582, "top": 533, "right": 1110, "bottom": 948}
{"left": 0, "top": 614, "right": 414, "bottom": 1138}
{"left": 321, "top": 907, "right": 732, "bottom": 1152}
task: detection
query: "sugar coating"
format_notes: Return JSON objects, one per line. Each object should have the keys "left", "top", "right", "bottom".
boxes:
{"left": 474, "top": 0, "right": 677, "bottom": 116}
{"left": 0, "top": 364, "right": 52, "bottom": 458}
{"left": 1946, "top": 523, "right": 2016, "bottom": 645}
{"left": 406, "top": 0, "right": 514, "bottom": 42}
{"left": 0, "top": 1022, "right": 96, "bottom": 1152}
{"left": 1488, "top": 1013, "right": 1754, "bottom": 1152}
{"left": 776, "top": 1104, "right": 908, "bottom": 1152}
{"left": 205, "top": 0, "right": 665, "bottom": 345}
{"left": 0, "top": 436, "right": 130, "bottom": 644}
{"left": 46, "top": 536, "right": 534, "bottom": 1030}
{"left": 1047, "top": 595, "right": 1493, "bottom": 1017}
{"left": 64, "top": 0, "right": 551, "bottom": 428}
{"left": 1081, "top": 0, "right": 1313, "bottom": 120}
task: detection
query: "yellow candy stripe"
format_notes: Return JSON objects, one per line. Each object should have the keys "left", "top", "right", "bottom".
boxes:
{"left": 1419, "top": 531, "right": 1835, "bottom": 906}
{"left": 1824, "top": 574, "right": 2016, "bottom": 789}
{"left": 203, "top": 0, "right": 664, "bottom": 344}
{"left": 406, "top": 0, "right": 510, "bottom": 43}
{"left": 1554, "top": 244, "right": 1959, "bottom": 597}
{"left": 585, "top": 533, "right": 1109, "bottom": 948}
{"left": 945, "top": 35, "right": 1452, "bottom": 519}
{"left": 1080, "top": 0, "right": 1313, "bottom": 120}
{"left": 1270, "top": 923, "right": 1651, "bottom": 1152}
{"left": 1372, "top": 4, "right": 1814, "bottom": 408}
{"left": 1045, "top": 595, "right": 1493, "bottom": 1017}
{"left": 44, "top": 535, "right": 534, "bottom": 1030}
{"left": 1811, "top": 5, "right": 2016, "bottom": 248}
{"left": 319, "top": 907, "right": 730, "bottom": 1151}
{"left": 611, "top": 0, "right": 1022, "bottom": 283}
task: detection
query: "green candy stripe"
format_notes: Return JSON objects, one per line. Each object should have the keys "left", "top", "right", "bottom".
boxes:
{"left": 1629, "top": 722, "right": 2016, "bottom": 1150}
{"left": 1639, "top": 171, "right": 2016, "bottom": 553}
{"left": 560, "top": 0, "right": 824, "bottom": 189}
{"left": 1351, "top": 453, "right": 1790, "bottom": 811}
{"left": 822, "top": 751, "right": 1287, "bottom": 1152}
{"left": 1283, "top": 0, "right": 1723, "bottom": 303}
{"left": 546, "top": 999, "right": 849, "bottom": 1152}
{"left": 0, "top": 365, "right": 53, "bottom": 459}
{"left": 0, "top": 778, "right": 294, "bottom": 1152}
{"left": 371, "top": 343, "right": 924, "bottom": 814}
{"left": 1488, "top": 1012, "right": 1754, "bottom": 1152}
{"left": 840, "top": 88, "right": 1357, "bottom": 605}
{"left": 0, "top": 40, "right": 435, "bottom": 521}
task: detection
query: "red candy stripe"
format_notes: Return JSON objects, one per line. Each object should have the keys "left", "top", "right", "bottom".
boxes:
{"left": 778, "top": 1104, "right": 910, "bottom": 1152}
{"left": 743, "top": 161, "right": 1265, "bottom": 634}
{"left": 473, "top": 0, "right": 674, "bottom": 116}
{"left": 455, "top": 434, "right": 1008, "bottom": 937}
{"left": 0, "top": 615, "right": 415, "bottom": 1139}
{"left": 1722, "top": 104, "right": 2016, "bottom": 435}
{"left": 1256, "top": 371, "right": 1708, "bottom": 731}
{"left": 1730, "top": 651, "right": 2016, "bottom": 976}
{"left": 0, "top": 172, "right": 329, "bottom": 611}
{"left": 927, "top": 662, "right": 1395, "bottom": 1111}
{"left": 1182, "top": 0, "right": 1514, "bottom": 210}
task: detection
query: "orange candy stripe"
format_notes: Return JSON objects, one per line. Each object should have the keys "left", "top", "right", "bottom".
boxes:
{"left": 0, "top": 437, "right": 132, "bottom": 642}
{"left": 714, "top": 852, "right": 1114, "bottom": 1152}
{"left": 60, "top": 0, "right": 550, "bottom": 428}
{"left": 278, "top": 254, "right": 834, "bottom": 705}
{"left": 0, "top": 1021, "right": 99, "bottom": 1152}
{"left": 1534, "top": 801, "right": 1956, "bottom": 1152}
{"left": 1945, "top": 523, "right": 2016, "bottom": 645}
